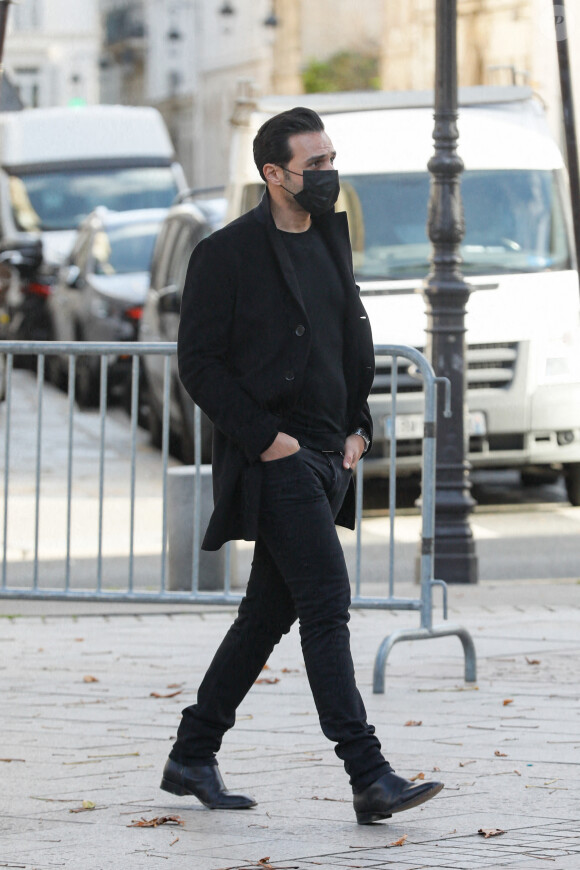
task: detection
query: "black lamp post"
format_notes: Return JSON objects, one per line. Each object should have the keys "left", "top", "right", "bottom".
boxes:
{"left": 422, "top": 0, "right": 478, "bottom": 584}
{"left": 553, "top": 0, "right": 580, "bottom": 274}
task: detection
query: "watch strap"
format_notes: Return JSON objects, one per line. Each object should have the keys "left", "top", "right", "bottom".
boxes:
{"left": 351, "top": 427, "right": 370, "bottom": 455}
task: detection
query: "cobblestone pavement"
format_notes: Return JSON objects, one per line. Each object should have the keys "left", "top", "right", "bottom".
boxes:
{"left": 0, "top": 578, "right": 579, "bottom": 869}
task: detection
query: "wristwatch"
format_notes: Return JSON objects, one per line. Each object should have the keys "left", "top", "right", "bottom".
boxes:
{"left": 351, "top": 427, "right": 371, "bottom": 455}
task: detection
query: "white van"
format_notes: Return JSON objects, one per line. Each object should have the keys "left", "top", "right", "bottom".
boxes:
{"left": 0, "top": 105, "right": 187, "bottom": 340}
{"left": 226, "top": 86, "right": 580, "bottom": 505}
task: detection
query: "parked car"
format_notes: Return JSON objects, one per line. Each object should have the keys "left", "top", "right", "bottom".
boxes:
{"left": 139, "top": 192, "right": 226, "bottom": 462}
{"left": 47, "top": 207, "right": 167, "bottom": 407}
{"left": 0, "top": 105, "right": 187, "bottom": 344}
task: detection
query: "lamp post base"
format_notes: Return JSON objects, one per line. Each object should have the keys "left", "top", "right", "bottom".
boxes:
{"left": 434, "top": 541, "right": 479, "bottom": 585}
{"left": 432, "top": 479, "right": 478, "bottom": 584}
{"left": 415, "top": 507, "right": 479, "bottom": 584}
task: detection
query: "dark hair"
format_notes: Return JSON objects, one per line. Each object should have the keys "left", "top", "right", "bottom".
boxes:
{"left": 253, "top": 107, "right": 325, "bottom": 182}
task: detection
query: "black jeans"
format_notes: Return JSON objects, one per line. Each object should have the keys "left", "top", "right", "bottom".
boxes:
{"left": 170, "top": 447, "right": 390, "bottom": 791}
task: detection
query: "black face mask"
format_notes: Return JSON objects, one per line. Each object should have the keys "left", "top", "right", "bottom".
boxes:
{"left": 281, "top": 168, "right": 340, "bottom": 216}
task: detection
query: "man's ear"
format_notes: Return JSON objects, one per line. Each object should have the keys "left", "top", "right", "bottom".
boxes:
{"left": 263, "top": 163, "right": 282, "bottom": 186}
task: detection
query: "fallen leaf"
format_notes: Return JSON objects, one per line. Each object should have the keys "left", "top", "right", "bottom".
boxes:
{"left": 388, "top": 834, "right": 408, "bottom": 847}
{"left": 410, "top": 772, "right": 425, "bottom": 781}
{"left": 514, "top": 770, "right": 521, "bottom": 776}
{"left": 525, "top": 657, "right": 540, "bottom": 665}
{"left": 494, "top": 750, "right": 508, "bottom": 757}
{"left": 478, "top": 827, "right": 506, "bottom": 838}
{"left": 254, "top": 677, "right": 280, "bottom": 685}
{"left": 281, "top": 668, "right": 299, "bottom": 673}
{"left": 83, "top": 675, "right": 99, "bottom": 683}
{"left": 169, "top": 838, "right": 179, "bottom": 846}
{"left": 70, "top": 800, "right": 96, "bottom": 813}
{"left": 150, "top": 689, "right": 183, "bottom": 698}
{"left": 311, "top": 796, "right": 346, "bottom": 802}
{"left": 261, "top": 664, "right": 271, "bottom": 670}
{"left": 502, "top": 699, "right": 513, "bottom": 706}
{"left": 88, "top": 752, "right": 139, "bottom": 759}
{"left": 74, "top": 638, "right": 84, "bottom": 642}
{"left": 0, "top": 758, "right": 25, "bottom": 763}
{"left": 459, "top": 760, "right": 476, "bottom": 767}
{"left": 433, "top": 766, "right": 441, "bottom": 771}
{"left": 128, "top": 815, "right": 184, "bottom": 828}
{"left": 404, "top": 720, "right": 422, "bottom": 727}
{"left": 166, "top": 683, "right": 184, "bottom": 689}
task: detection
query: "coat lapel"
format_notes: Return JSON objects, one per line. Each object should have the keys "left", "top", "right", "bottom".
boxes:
{"left": 255, "top": 192, "right": 305, "bottom": 311}
{"left": 314, "top": 209, "right": 357, "bottom": 294}
{"left": 253, "top": 192, "right": 358, "bottom": 313}
{"left": 252, "top": 195, "right": 374, "bottom": 388}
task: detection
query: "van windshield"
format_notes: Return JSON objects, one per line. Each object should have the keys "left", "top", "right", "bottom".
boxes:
{"left": 9, "top": 166, "right": 178, "bottom": 232}
{"left": 339, "top": 169, "right": 571, "bottom": 280}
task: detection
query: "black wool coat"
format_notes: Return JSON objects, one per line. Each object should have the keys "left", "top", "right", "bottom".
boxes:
{"left": 177, "top": 193, "right": 375, "bottom": 551}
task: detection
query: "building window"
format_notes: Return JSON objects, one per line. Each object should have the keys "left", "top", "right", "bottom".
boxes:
{"left": 13, "top": 67, "right": 42, "bottom": 108}
{"left": 105, "top": 5, "right": 145, "bottom": 46}
{"left": 13, "top": 0, "right": 43, "bottom": 31}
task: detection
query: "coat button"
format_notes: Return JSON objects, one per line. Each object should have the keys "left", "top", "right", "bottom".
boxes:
{"left": 285, "top": 370, "right": 295, "bottom": 381}
{"left": 295, "top": 324, "right": 305, "bottom": 336}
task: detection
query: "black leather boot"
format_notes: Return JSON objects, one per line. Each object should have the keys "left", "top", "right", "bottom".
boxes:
{"left": 160, "top": 758, "right": 257, "bottom": 810}
{"left": 353, "top": 770, "right": 443, "bottom": 824}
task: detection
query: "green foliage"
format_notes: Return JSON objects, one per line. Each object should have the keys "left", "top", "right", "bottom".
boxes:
{"left": 302, "top": 51, "right": 380, "bottom": 94}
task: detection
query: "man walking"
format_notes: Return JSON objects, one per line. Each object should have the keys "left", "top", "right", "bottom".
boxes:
{"left": 161, "top": 107, "right": 443, "bottom": 824}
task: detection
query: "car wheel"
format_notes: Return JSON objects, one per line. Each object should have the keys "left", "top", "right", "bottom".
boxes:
{"left": 45, "top": 354, "right": 68, "bottom": 392}
{"left": 148, "top": 394, "right": 164, "bottom": 449}
{"left": 564, "top": 463, "right": 580, "bottom": 507}
{"left": 76, "top": 357, "right": 101, "bottom": 409}
{"left": 0, "top": 354, "right": 6, "bottom": 403}
{"left": 121, "top": 361, "right": 149, "bottom": 428}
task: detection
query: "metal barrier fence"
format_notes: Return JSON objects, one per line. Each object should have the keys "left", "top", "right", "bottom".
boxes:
{"left": 0, "top": 340, "right": 476, "bottom": 690}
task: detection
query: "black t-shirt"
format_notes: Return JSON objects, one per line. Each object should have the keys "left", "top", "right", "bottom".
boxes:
{"left": 278, "top": 224, "right": 347, "bottom": 451}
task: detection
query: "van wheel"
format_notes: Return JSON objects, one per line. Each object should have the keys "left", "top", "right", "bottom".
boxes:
{"left": 520, "top": 469, "right": 560, "bottom": 487}
{"left": 564, "top": 464, "right": 580, "bottom": 507}
{"left": 76, "top": 357, "right": 100, "bottom": 409}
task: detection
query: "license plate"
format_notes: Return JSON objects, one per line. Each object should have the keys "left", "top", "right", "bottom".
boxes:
{"left": 384, "top": 411, "right": 486, "bottom": 440}
{"left": 384, "top": 413, "right": 424, "bottom": 441}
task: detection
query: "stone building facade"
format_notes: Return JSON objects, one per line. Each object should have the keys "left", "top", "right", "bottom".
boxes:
{"left": 380, "top": 0, "right": 580, "bottom": 140}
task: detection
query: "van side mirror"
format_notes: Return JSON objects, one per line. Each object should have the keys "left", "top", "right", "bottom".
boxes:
{"left": 0, "top": 249, "right": 24, "bottom": 267}
{"left": 157, "top": 284, "right": 180, "bottom": 314}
